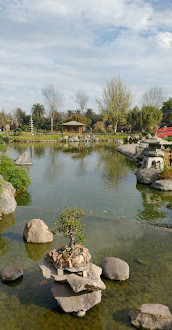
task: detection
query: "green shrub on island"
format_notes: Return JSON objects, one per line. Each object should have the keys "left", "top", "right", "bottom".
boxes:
{"left": 49, "top": 206, "right": 86, "bottom": 253}
{"left": 0, "top": 154, "right": 31, "bottom": 193}
{"left": 159, "top": 166, "right": 172, "bottom": 180}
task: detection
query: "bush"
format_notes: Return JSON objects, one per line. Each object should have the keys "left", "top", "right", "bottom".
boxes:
{"left": 49, "top": 206, "right": 86, "bottom": 252}
{"left": 159, "top": 166, "right": 172, "bottom": 180}
{"left": 0, "top": 154, "right": 31, "bottom": 193}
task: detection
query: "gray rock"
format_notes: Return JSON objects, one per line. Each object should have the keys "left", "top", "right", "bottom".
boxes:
{"left": 39, "top": 260, "right": 106, "bottom": 292}
{"left": 115, "top": 140, "right": 123, "bottom": 145}
{"left": 0, "top": 176, "right": 17, "bottom": 216}
{"left": 23, "top": 219, "right": 53, "bottom": 243}
{"left": 14, "top": 151, "right": 32, "bottom": 165}
{"left": 151, "top": 180, "right": 172, "bottom": 191}
{"left": 1, "top": 265, "right": 23, "bottom": 282}
{"left": 101, "top": 257, "right": 129, "bottom": 281}
{"left": 129, "top": 303, "right": 172, "bottom": 329}
{"left": 136, "top": 168, "right": 160, "bottom": 184}
{"left": 51, "top": 282, "right": 101, "bottom": 313}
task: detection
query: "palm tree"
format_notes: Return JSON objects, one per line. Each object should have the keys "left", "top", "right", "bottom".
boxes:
{"left": 31, "top": 103, "right": 45, "bottom": 118}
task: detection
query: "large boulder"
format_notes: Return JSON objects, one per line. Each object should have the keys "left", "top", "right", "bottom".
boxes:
{"left": 129, "top": 304, "right": 172, "bottom": 329}
{"left": 151, "top": 180, "right": 172, "bottom": 191}
{"left": 51, "top": 282, "right": 101, "bottom": 313}
{"left": 1, "top": 265, "right": 23, "bottom": 282}
{"left": 136, "top": 168, "right": 160, "bottom": 184}
{"left": 101, "top": 257, "right": 129, "bottom": 281}
{"left": 0, "top": 176, "right": 17, "bottom": 216}
{"left": 23, "top": 219, "right": 53, "bottom": 243}
{"left": 14, "top": 151, "right": 32, "bottom": 165}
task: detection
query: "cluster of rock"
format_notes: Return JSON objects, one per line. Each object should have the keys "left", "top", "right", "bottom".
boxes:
{"left": 129, "top": 303, "right": 172, "bottom": 330}
{"left": 39, "top": 245, "right": 106, "bottom": 316}
{"left": 0, "top": 175, "right": 17, "bottom": 216}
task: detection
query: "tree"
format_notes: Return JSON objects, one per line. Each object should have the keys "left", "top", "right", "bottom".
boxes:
{"left": 14, "top": 108, "right": 30, "bottom": 128}
{"left": 97, "top": 76, "right": 132, "bottom": 133}
{"left": 31, "top": 103, "right": 45, "bottom": 118}
{"left": 161, "top": 98, "right": 172, "bottom": 126}
{"left": 49, "top": 206, "right": 85, "bottom": 252}
{"left": 75, "top": 89, "right": 89, "bottom": 113}
{"left": 127, "top": 106, "right": 142, "bottom": 132}
{"left": 141, "top": 87, "right": 166, "bottom": 110}
{"left": 42, "top": 84, "right": 62, "bottom": 131}
{"left": 140, "top": 106, "right": 162, "bottom": 132}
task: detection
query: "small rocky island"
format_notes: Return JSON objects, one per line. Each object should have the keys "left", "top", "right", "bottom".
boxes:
{"left": 39, "top": 206, "right": 106, "bottom": 316}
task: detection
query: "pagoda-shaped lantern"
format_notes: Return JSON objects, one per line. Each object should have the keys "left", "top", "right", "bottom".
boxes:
{"left": 29, "top": 115, "right": 34, "bottom": 135}
{"left": 141, "top": 136, "right": 171, "bottom": 171}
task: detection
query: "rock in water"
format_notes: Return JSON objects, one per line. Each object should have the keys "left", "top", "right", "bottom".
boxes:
{"left": 151, "top": 180, "right": 172, "bottom": 191}
{"left": 23, "top": 219, "right": 53, "bottom": 243}
{"left": 129, "top": 304, "right": 172, "bottom": 329}
{"left": 1, "top": 266, "right": 23, "bottom": 282}
{"left": 51, "top": 282, "right": 101, "bottom": 313}
{"left": 0, "top": 175, "right": 17, "bottom": 216}
{"left": 14, "top": 151, "right": 32, "bottom": 165}
{"left": 136, "top": 168, "right": 160, "bottom": 184}
{"left": 101, "top": 257, "right": 129, "bottom": 281}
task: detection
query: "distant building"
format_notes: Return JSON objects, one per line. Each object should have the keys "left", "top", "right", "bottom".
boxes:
{"left": 62, "top": 121, "right": 85, "bottom": 134}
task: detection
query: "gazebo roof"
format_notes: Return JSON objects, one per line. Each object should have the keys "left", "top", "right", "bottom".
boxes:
{"left": 62, "top": 121, "right": 85, "bottom": 126}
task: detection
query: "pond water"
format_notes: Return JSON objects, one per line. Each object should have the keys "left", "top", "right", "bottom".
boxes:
{"left": 0, "top": 143, "right": 171, "bottom": 330}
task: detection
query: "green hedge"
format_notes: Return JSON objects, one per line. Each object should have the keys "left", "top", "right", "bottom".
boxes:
{"left": 0, "top": 154, "right": 31, "bottom": 193}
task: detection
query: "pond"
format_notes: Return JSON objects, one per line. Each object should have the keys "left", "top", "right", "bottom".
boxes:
{"left": 0, "top": 143, "right": 171, "bottom": 330}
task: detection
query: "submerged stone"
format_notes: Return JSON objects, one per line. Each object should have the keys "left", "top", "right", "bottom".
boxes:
{"left": 1, "top": 265, "right": 23, "bottom": 282}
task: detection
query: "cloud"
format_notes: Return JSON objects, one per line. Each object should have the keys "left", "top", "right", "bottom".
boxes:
{"left": 0, "top": 0, "right": 171, "bottom": 112}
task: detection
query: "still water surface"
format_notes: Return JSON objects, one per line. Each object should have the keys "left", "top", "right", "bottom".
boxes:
{"left": 0, "top": 143, "right": 171, "bottom": 329}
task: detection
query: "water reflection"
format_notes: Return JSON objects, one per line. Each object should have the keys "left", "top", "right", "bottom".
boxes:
{"left": 16, "top": 191, "right": 32, "bottom": 206}
{"left": 0, "top": 214, "right": 15, "bottom": 256}
{"left": 95, "top": 145, "right": 129, "bottom": 187}
{"left": 136, "top": 184, "right": 170, "bottom": 224}
{"left": 24, "top": 241, "right": 52, "bottom": 261}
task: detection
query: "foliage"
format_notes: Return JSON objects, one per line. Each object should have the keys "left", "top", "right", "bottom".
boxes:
{"left": 31, "top": 103, "right": 45, "bottom": 118}
{"left": 127, "top": 106, "right": 142, "bottom": 132}
{"left": 0, "top": 154, "right": 31, "bottom": 193}
{"left": 97, "top": 76, "right": 132, "bottom": 132}
{"left": 159, "top": 166, "right": 172, "bottom": 180}
{"left": 0, "top": 142, "right": 7, "bottom": 152}
{"left": 161, "top": 98, "right": 172, "bottom": 126}
{"left": 93, "top": 121, "right": 105, "bottom": 133}
{"left": 49, "top": 206, "right": 86, "bottom": 250}
{"left": 140, "top": 106, "right": 162, "bottom": 132}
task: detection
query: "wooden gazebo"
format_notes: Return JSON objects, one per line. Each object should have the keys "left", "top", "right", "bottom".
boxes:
{"left": 62, "top": 121, "right": 85, "bottom": 135}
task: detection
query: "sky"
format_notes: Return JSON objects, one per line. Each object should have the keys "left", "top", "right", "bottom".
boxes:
{"left": 0, "top": 0, "right": 172, "bottom": 114}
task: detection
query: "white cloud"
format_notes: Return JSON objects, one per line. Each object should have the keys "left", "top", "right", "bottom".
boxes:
{"left": 0, "top": 0, "right": 171, "bottom": 113}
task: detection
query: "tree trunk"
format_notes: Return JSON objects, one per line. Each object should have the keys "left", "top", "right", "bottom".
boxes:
{"left": 114, "top": 123, "right": 117, "bottom": 134}
{"left": 51, "top": 115, "right": 53, "bottom": 132}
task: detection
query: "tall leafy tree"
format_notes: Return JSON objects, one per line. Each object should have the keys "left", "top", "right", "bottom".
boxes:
{"left": 140, "top": 106, "right": 162, "bottom": 132}
{"left": 161, "top": 98, "right": 172, "bottom": 126}
{"left": 97, "top": 76, "right": 132, "bottom": 133}
{"left": 31, "top": 103, "right": 45, "bottom": 118}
